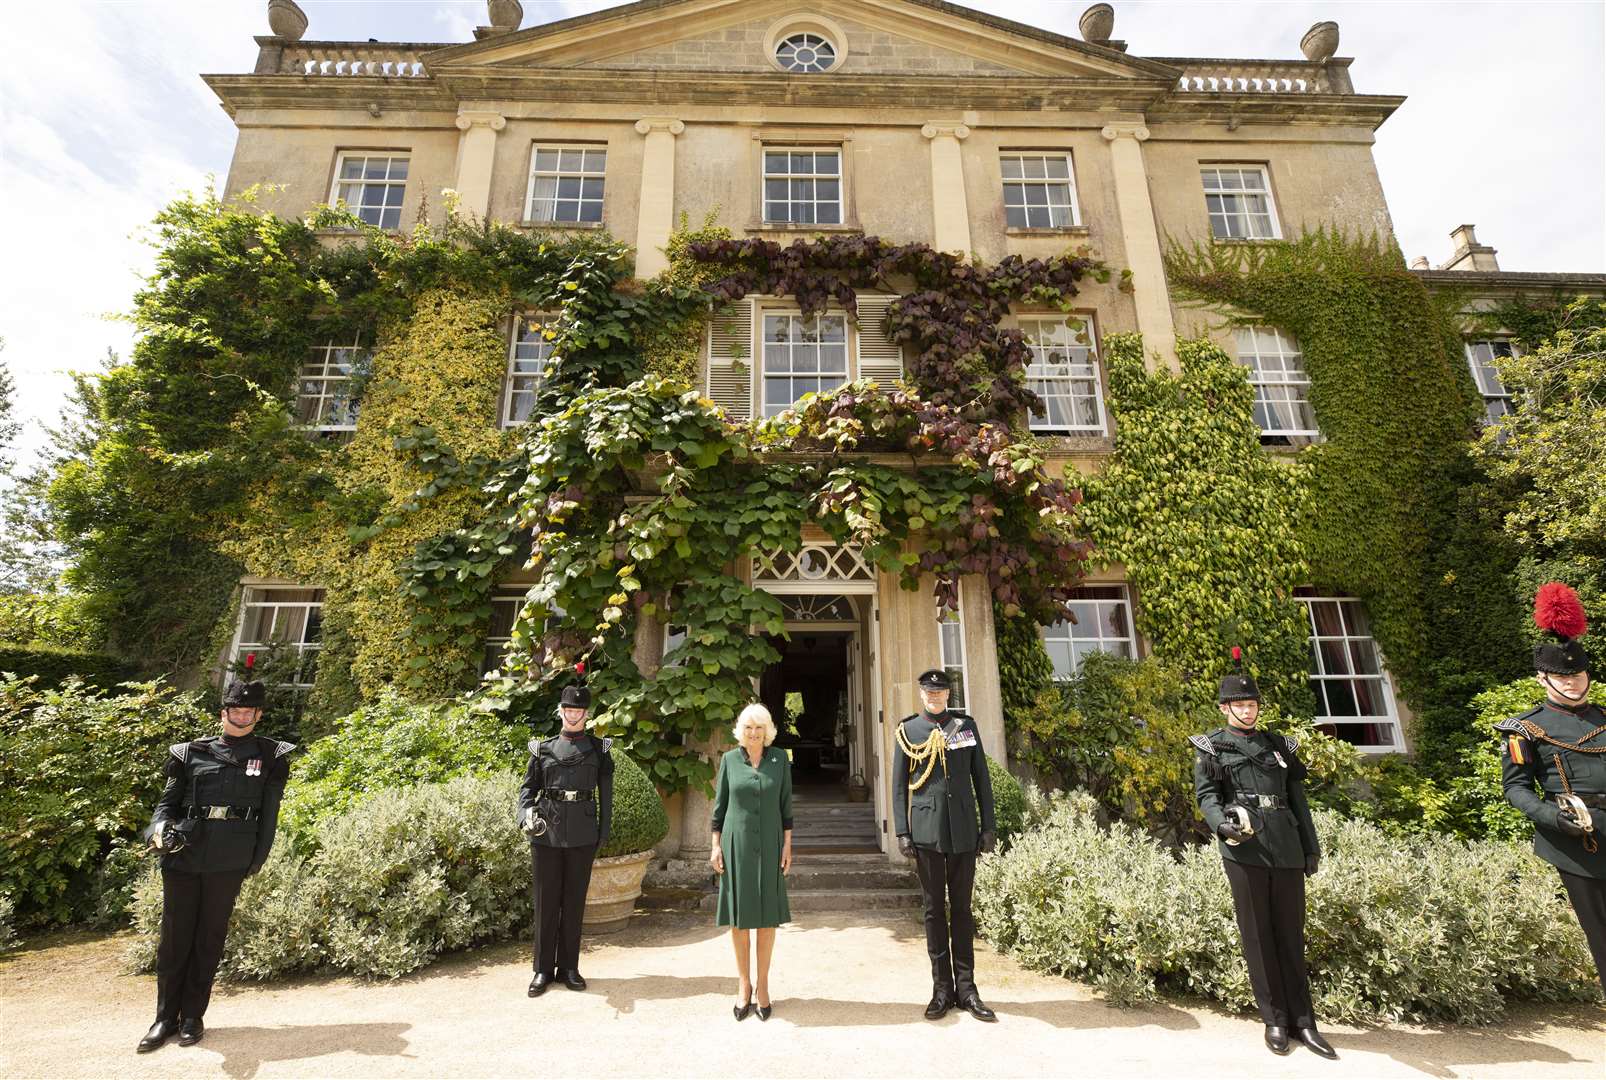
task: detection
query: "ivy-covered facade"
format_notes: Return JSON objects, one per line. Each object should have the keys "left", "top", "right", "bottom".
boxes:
{"left": 60, "top": 0, "right": 1605, "bottom": 861}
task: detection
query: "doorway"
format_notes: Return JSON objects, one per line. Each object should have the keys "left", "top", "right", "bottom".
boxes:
{"left": 759, "top": 630, "right": 851, "bottom": 791}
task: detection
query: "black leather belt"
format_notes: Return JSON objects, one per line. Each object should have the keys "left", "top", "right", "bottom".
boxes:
{"left": 1239, "top": 794, "right": 1289, "bottom": 810}
{"left": 186, "top": 805, "right": 260, "bottom": 821}
{"left": 544, "top": 790, "right": 588, "bottom": 802}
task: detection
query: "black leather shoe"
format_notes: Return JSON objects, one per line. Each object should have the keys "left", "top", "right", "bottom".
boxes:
{"left": 924, "top": 991, "right": 953, "bottom": 1020}
{"left": 137, "top": 1019, "right": 178, "bottom": 1054}
{"left": 756, "top": 1002, "right": 773, "bottom": 1021}
{"left": 959, "top": 992, "right": 997, "bottom": 1022}
{"left": 733, "top": 999, "right": 754, "bottom": 1021}
{"left": 176, "top": 1018, "right": 204, "bottom": 1046}
{"left": 528, "top": 972, "right": 553, "bottom": 997}
{"left": 1297, "top": 1026, "right": 1338, "bottom": 1059}
{"left": 560, "top": 969, "right": 587, "bottom": 991}
{"left": 1264, "top": 1025, "right": 1292, "bottom": 1055}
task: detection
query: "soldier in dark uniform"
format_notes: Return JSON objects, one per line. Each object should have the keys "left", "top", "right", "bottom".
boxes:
{"left": 1497, "top": 582, "right": 1606, "bottom": 991}
{"left": 518, "top": 673, "right": 614, "bottom": 996}
{"left": 137, "top": 659, "right": 292, "bottom": 1053}
{"left": 1191, "top": 648, "right": 1335, "bottom": 1060}
{"left": 892, "top": 667, "right": 997, "bottom": 1022}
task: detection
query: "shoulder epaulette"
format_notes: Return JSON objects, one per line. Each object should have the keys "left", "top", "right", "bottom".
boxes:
{"left": 1281, "top": 734, "right": 1300, "bottom": 755}
{"left": 1188, "top": 734, "right": 1217, "bottom": 756}
{"left": 273, "top": 739, "right": 296, "bottom": 758}
{"left": 1492, "top": 717, "right": 1531, "bottom": 735}
{"left": 898, "top": 713, "right": 921, "bottom": 726}
{"left": 528, "top": 736, "right": 543, "bottom": 754}
{"left": 169, "top": 741, "right": 191, "bottom": 764}
{"left": 597, "top": 736, "right": 613, "bottom": 752}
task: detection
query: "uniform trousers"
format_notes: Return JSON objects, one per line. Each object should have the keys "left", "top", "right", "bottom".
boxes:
{"left": 913, "top": 846, "right": 978, "bottom": 996}
{"left": 1558, "top": 870, "right": 1606, "bottom": 992}
{"left": 1222, "top": 860, "right": 1313, "bottom": 1030}
{"left": 155, "top": 869, "right": 248, "bottom": 1022}
{"left": 531, "top": 843, "right": 598, "bottom": 976}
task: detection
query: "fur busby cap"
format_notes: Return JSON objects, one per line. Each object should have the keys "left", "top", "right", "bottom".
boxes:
{"left": 1217, "top": 646, "right": 1262, "bottom": 704}
{"left": 917, "top": 668, "right": 952, "bottom": 690}
{"left": 1533, "top": 582, "right": 1591, "bottom": 675}
{"left": 222, "top": 653, "right": 266, "bottom": 709}
{"left": 560, "top": 661, "right": 591, "bottom": 709}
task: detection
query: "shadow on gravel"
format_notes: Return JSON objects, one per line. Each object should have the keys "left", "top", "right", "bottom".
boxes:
{"left": 178, "top": 1022, "right": 414, "bottom": 1080}
{"left": 1326, "top": 1007, "right": 1605, "bottom": 1079}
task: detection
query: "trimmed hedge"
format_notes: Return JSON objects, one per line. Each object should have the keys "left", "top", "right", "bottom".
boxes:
{"left": 975, "top": 792, "right": 1600, "bottom": 1024}
{"left": 599, "top": 749, "right": 670, "bottom": 858}
{"left": 987, "top": 756, "right": 1027, "bottom": 851}
{"left": 0, "top": 644, "right": 140, "bottom": 690}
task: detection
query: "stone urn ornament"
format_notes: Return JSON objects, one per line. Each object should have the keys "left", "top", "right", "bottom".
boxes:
{"left": 488, "top": 0, "right": 523, "bottom": 32}
{"left": 1300, "top": 21, "right": 1340, "bottom": 62}
{"left": 267, "top": 0, "right": 308, "bottom": 42}
{"left": 1079, "top": 3, "right": 1115, "bottom": 44}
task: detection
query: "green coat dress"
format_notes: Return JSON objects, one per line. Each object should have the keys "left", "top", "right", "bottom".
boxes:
{"left": 712, "top": 746, "right": 793, "bottom": 929}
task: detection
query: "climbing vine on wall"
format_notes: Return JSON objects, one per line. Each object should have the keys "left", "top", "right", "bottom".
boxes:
{"left": 1165, "top": 230, "right": 1527, "bottom": 763}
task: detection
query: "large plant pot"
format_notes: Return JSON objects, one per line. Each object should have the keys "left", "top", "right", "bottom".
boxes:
{"left": 583, "top": 850, "right": 654, "bottom": 934}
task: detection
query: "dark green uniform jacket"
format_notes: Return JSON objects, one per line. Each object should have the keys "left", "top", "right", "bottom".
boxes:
{"left": 1498, "top": 700, "right": 1606, "bottom": 879}
{"left": 518, "top": 732, "right": 615, "bottom": 849}
{"left": 152, "top": 733, "right": 293, "bottom": 875}
{"left": 892, "top": 711, "right": 995, "bottom": 855}
{"left": 1191, "top": 727, "right": 1319, "bottom": 871}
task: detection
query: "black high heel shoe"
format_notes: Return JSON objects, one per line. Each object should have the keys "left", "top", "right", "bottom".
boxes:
{"left": 733, "top": 997, "right": 754, "bottom": 1021}
{"left": 756, "top": 1001, "right": 773, "bottom": 1021}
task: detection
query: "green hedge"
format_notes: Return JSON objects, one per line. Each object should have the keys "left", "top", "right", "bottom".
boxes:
{"left": 0, "top": 644, "right": 140, "bottom": 690}
{"left": 599, "top": 749, "right": 670, "bottom": 858}
{"left": 986, "top": 756, "right": 1026, "bottom": 851}
{"left": 974, "top": 792, "right": 1600, "bottom": 1024}
{"left": 0, "top": 675, "right": 211, "bottom": 929}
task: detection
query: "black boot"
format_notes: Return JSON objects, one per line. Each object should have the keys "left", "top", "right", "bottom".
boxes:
{"left": 1297, "top": 1026, "right": 1338, "bottom": 1059}
{"left": 924, "top": 988, "right": 954, "bottom": 1020}
{"left": 560, "top": 969, "right": 587, "bottom": 991}
{"left": 137, "top": 1019, "right": 178, "bottom": 1054}
{"left": 528, "top": 971, "right": 553, "bottom": 997}
{"left": 1264, "top": 1025, "right": 1292, "bottom": 1055}
{"left": 177, "top": 1018, "right": 204, "bottom": 1046}
{"left": 958, "top": 991, "right": 997, "bottom": 1022}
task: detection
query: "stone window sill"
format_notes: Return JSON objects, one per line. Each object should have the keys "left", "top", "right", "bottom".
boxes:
{"left": 1006, "top": 226, "right": 1090, "bottom": 237}
{"left": 314, "top": 227, "right": 403, "bottom": 239}
{"left": 1210, "top": 237, "right": 1286, "bottom": 247}
{"left": 519, "top": 220, "right": 606, "bottom": 230}
{"left": 1032, "top": 433, "right": 1114, "bottom": 454}
{"left": 745, "top": 222, "right": 863, "bottom": 235}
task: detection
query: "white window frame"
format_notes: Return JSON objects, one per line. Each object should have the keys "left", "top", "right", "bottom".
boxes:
{"left": 760, "top": 309, "right": 850, "bottom": 417}
{"left": 1001, "top": 152, "right": 1081, "bottom": 229}
{"left": 294, "top": 335, "right": 367, "bottom": 433}
{"left": 775, "top": 32, "right": 838, "bottom": 73}
{"left": 483, "top": 587, "right": 563, "bottom": 675}
{"left": 1201, "top": 164, "right": 1281, "bottom": 241}
{"left": 762, "top": 146, "right": 843, "bottom": 225}
{"left": 1041, "top": 585, "right": 1137, "bottom": 682}
{"left": 1298, "top": 592, "right": 1403, "bottom": 753}
{"left": 230, "top": 586, "right": 325, "bottom": 689}
{"left": 329, "top": 152, "right": 409, "bottom": 230}
{"left": 1020, "top": 314, "right": 1106, "bottom": 434}
{"left": 1465, "top": 339, "right": 1518, "bottom": 424}
{"left": 1234, "top": 326, "right": 1319, "bottom": 440}
{"left": 937, "top": 602, "right": 969, "bottom": 711}
{"left": 525, "top": 145, "right": 607, "bottom": 225}
{"left": 662, "top": 623, "right": 688, "bottom": 668}
{"left": 502, "top": 313, "right": 557, "bottom": 428}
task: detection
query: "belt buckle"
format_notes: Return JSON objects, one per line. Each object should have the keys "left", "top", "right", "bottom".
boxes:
{"left": 1255, "top": 795, "right": 1275, "bottom": 809}
{"left": 205, "top": 805, "right": 230, "bottom": 820}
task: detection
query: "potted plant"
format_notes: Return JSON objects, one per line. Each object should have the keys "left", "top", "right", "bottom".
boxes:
{"left": 846, "top": 769, "right": 870, "bottom": 803}
{"left": 583, "top": 749, "right": 670, "bottom": 933}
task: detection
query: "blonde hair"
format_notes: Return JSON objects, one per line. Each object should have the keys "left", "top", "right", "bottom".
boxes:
{"left": 734, "top": 703, "right": 777, "bottom": 746}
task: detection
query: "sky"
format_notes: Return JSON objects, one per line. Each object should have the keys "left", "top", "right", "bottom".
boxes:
{"left": 2, "top": 0, "right": 1602, "bottom": 471}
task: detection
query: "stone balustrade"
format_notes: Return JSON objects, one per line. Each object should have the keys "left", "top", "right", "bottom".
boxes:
{"left": 255, "top": 39, "right": 440, "bottom": 78}
{"left": 1161, "top": 57, "right": 1355, "bottom": 95}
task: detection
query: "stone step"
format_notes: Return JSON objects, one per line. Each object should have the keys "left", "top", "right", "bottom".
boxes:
{"left": 785, "top": 866, "right": 917, "bottom": 890}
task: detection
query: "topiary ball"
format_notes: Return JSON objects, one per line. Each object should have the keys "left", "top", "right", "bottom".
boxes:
{"left": 982, "top": 755, "right": 1027, "bottom": 851}
{"left": 599, "top": 749, "right": 670, "bottom": 858}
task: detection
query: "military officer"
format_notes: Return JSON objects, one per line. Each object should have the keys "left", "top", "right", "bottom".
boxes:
{"left": 517, "top": 671, "right": 614, "bottom": 997}
{"left": 1191, "top": 648, "right": 1335, "bottom": 1060}
{"left": 892, "top": 667, "right": 997, "bottom": 1022}
{"left": 1497, "top": 582, "right": 1606, "bottom": 991}
{"left": 138, "top": 658, "right": 293, "bottom": 1053}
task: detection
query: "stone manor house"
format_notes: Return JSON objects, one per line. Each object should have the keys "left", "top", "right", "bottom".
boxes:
{"left": 209, "top": 0, "right": 1603, "bottom": 858}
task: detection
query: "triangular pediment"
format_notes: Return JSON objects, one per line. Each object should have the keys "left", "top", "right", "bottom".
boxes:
{"left": 426, "top": 0, "right": 1178, "bottom": 82}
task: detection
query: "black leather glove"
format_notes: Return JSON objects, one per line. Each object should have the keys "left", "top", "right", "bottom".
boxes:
{"left": 897, "top": 835, "right": 915, "bottom": 859}
{"left": 1217, "top": 821, "right": 1245, "bottom": 843}
{"left": 1554, "top": 807, "right": 1590, "bottom": 837}
{"left": 978, "top": 831, "right": 996, "bottom": 855}
{"left": 1304, "top": 853, "right": 1320, "bottom": 877}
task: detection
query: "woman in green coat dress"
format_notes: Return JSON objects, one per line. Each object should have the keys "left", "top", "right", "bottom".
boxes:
{"left": 710, "top": 702, "right": 793, "bottom": 1021}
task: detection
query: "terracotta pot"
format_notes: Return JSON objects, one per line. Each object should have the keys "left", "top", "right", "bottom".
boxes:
{"left": 1300, "top": 21, "right": 1340, "bottom": 63}
{"left": 488, "top": 0, "right": 524, "bottom": 31}
{"left": 267, "top": 0, "right": 308, "bottom": 42}
{"left": 583, "top": 850, "right": 654, "bottom": 934}
{"left": 1078, "top": 4, "right": 1115, "bottom": 44}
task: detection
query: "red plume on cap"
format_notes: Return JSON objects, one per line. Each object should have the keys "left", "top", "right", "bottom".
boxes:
{"left": 575, "top": 660, "right": 586, "bottom": 675}
{"left": 1230, "top": 646, "right": 1242, "bottom": 662}
{"left": 244, "top": 652, "right": 256, "bottom": 671}
{"left": 1534, "top": 582, "right": 1588, "bottom": 641}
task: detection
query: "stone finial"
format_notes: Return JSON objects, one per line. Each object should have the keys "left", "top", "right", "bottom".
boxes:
{"left": 1300, "top": 21, "right": 1340, "bottom": 62}
{"left": 488, "top": 0, "right": 523, "bottom": 31}
{"left": 1079, "top": 4, "right": 1116, "bottom": 45}
{"left": 267, "top": 0, "right": 308, "bottom": 42}
{"left": 1409, "top": 256, "right": 1430, "bottom": 270}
